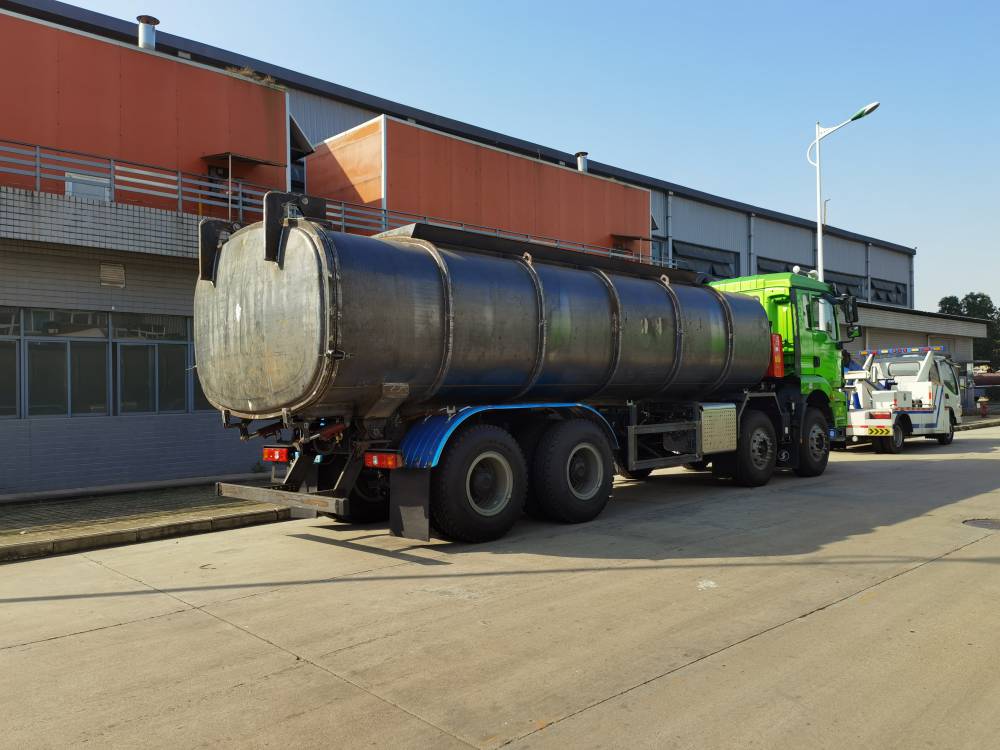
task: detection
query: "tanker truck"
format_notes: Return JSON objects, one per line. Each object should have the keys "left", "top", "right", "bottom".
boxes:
{"left": 195, "top": 192, "right": 858, "bottom": 542}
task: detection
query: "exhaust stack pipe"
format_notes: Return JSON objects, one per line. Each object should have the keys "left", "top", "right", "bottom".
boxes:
{"left": 575, "top": 151, "right": 588, "bottom": 173}
{"left": 136, "top": 15, "right": 159, "bottom": 50}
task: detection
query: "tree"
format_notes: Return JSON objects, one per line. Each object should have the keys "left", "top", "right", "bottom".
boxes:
{"left": 939, "top": 292, "right": 1000, "bottom": 367}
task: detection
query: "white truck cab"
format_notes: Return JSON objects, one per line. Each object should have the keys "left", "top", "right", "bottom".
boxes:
{"left": 844, "top": 346, "right": 961, "bottom": 453}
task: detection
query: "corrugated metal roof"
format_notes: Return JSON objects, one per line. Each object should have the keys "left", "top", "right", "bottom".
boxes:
{"left": 4, "top": 0, "right": 917, "bottom": 257}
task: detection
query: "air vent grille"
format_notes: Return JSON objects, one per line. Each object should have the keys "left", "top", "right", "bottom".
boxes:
{"left": 100, "top": 262, "right": 126, "bottom": 288}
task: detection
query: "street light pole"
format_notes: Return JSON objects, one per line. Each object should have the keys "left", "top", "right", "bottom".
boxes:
{"left": 807, "top": 101, "right": 880, "bottom": 282}
{"left": 814, "top": 124, "right": 825, "bottom": 281}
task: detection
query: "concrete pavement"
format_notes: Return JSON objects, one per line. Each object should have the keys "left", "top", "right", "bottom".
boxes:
{"left": 2, "top": 428, "right": 999, "bottom": 749}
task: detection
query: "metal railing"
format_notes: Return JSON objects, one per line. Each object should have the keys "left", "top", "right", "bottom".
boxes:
{"left": 0, "top": 137, "right": 671, "bottom": 268}
{"left": 0, "top": 138, "right": 270, "bottom": 222}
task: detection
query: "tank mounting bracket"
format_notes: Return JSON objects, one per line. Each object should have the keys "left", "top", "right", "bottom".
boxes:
{"left": 198, "top": 219, "right": 241, "bottom": 284}
{"left": 263, "top": 191, "right": 328, "bottom": 263}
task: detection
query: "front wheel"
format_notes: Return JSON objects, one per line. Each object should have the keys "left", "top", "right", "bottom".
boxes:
{"left": 431, "top": 425, "right": 526, "bottom": 542}
{"left": 794, "top": 408, "right": 831, "bottom": 477}
{"left": 534, "top": 420, "right": 614, "bottom": 524}
{"left": 935, "top": 410, "right": 955, "bottom": 445}
{"left": 734, "top": 411, "right": 777, "bottom": 486}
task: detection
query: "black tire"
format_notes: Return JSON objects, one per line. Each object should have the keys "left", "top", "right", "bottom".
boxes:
{"left": 616, "top": 465, "right": 653, "bottom": 481}
{"left": 935, "top": 410, "right": 956, "bottom": 445}
{"left": 731, "top": 411, "right": 777, "bottom": 487}
{"left": 880, "top": 422, "right": 905, "bottom": 454}
{"left": 794, "top": 408, "right": 831, "bottom": 477}
{"left": 684, "top": 460, "right": 710, "bottom": 472}
{"left": 430, "top": 425, "right": 526, "bottom": 543}
{"left": 533, "top": 419, "right": 614, "bottom": 524}
{"left": 514, "top": 419, "right": 554, "bottom": 519}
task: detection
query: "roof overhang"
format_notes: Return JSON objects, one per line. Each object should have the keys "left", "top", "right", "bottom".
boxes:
{"left": 858, "top": 302, "right": 989, "bottom": 339}
{"left": 202, "top": 152, "right": 286, "bottom": 168}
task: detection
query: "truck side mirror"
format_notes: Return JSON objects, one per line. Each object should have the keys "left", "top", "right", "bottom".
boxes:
{"left": 840, "top": 295, "right": 859, "bottom": 324}
{"left": 847, "top": 324, "right": 861, "bottom": 340}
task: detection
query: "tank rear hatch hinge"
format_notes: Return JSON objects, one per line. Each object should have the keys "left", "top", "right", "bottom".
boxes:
{"left": 262, "top": 191, "right": 328, "bottom": 263}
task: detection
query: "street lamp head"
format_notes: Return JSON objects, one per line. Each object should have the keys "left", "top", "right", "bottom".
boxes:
{"left": 850, "top": 101, "right": 880, "bottom": 121}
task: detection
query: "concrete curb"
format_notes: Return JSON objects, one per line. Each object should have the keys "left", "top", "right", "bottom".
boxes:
{"left": 0, "top": 473, "right": 265, "bottom": 505}
{"left": 956, "top": 418, "right": 1000, "bottom": 432}
{"left": 0, "top": 506, "right": 291, "bottom": 564}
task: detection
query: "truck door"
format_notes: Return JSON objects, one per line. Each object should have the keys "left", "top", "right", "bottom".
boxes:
{"left": 798, "top": 292, "right": 837, "bottom": 379}
{"left": 938, "top": 358, "right": 961, "bottom": 421}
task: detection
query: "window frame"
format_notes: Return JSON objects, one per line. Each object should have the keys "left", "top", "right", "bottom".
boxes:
{"left": 0, "top": 309, "right": 21, "bottom": 419}
{"left": 0, "top": 308, "right": 211, "bottom": 419}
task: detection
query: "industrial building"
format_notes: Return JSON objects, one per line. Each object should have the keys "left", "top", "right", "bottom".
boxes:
{"left": 0, "top": 1, "right": 986, "bottom": 497}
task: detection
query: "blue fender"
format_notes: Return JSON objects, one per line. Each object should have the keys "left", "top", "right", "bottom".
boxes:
{"left": 399, "top": 403, "right": 618, "bottom": 469}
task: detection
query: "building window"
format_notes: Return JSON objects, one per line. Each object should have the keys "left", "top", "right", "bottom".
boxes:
{"left": 0, "top": 340, "right": 16, "bottom": 417}
{"left": 193, "top": 374, "right": 213, "bottom": 411}
{"left": 158, "top": 344, "right": 189, "bottom": 412}
{"left": 0, "top": 306, "right": 19, "bottom": 337}
{"left": 671, "top": 241, "right": 739, "bottom": 280}
{"left": 824, "top": 270, "right": 866, "bottom": 301}
{"left": 27, "top": 341, "right": 68, "bottom": 416}
{"left": 119, "top": 344, "right": 156, "bottom": 413}
{"left": 27, "top": 308, "right": 108, "bottom": 338}
{"left": 113, "top": 312, "right": 187, "bottom": 340}
{"left": 756, "top": 257, "right": 797, "bottom": 274}
{"left": 70, "top": 342, "right": 108, "bottom": 415}
{"left": 0, "top": 307, "right": 218, "bottom": 418}
{"left": 871, "top": 278, "right": 907, "bottom": 306}
{"left": 65, "top": 172, "right": 111, "bottom": 202}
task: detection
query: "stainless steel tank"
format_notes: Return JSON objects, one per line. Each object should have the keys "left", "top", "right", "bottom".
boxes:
{"left": 194, "top": 220, "right": 772, "bottom": 420}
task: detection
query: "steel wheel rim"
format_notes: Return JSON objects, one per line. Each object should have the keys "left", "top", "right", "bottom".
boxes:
{"left": 465, "top": 451, "right": 513, "bottom": 517}
{"left": 749, "top": 427, "right": 775, "bottom": 470}
{"left": 807, "top": 423, "right": 828, "bottom": 462}
{"left": 566, "top": 443, "right": 603, "bottom": 500}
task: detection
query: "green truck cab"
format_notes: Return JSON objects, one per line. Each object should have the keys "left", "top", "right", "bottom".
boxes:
{"left": 711, "top": 272, "right": 859, "bottom": 441}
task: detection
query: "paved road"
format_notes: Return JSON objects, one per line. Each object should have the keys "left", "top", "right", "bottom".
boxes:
{"left": 4, "top": 429, "right": 1000, "bottom": 749}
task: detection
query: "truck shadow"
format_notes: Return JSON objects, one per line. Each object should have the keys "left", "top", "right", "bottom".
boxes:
{"left": 407, "top": 439, "right": 1000, "bottom": 563}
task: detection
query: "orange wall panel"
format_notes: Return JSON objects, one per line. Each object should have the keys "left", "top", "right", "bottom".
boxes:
{"left": 0, "top": 14, "right": 287, "bottom": 191}
{"left": 306, "top": 119, "right": 383, "bottom": 207}
{"left": 176, "top": 65, "right": 232, "bottom": 173}
{"left": 0, "top": 15, "right": 59, "bottom": 146}
{"left": 384, "top": 118, "right": 649, "bottom": 249}
{"left": 55, "top": 32, "right": 121, "bottom": 156}
{"left": 119, "top": 51, "right": 179, "bottom": 168}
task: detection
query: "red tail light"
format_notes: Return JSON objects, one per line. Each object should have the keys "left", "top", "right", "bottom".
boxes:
{"left": 262, "top": 446, "right": 290, "bottom": 463}
{"left": 364, "top": 451, "right": 403, "bottom": 469}
{"left": 868, "top": 411, "right": 891, "bottom": 420}
{"left": 767, "top": 333, "right": 785, "bottom": 378}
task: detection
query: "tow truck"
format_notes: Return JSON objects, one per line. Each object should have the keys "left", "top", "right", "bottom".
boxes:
{"left": 844, "top": 346, "right": 961, "bottom": 453}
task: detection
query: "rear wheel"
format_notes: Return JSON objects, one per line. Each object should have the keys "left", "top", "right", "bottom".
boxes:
{"left": 878, "top": 422, "right": 905, "bottom": 454}
{"left": 534, "top": 420, "right": 614, "bottom": 524}
{"left": 431, "top": 425, "right": 526, "bottom": 542}
{"left": 793, "top": 408, "right": 831, "bottom": 477}
{"left": 514, "top": 420, "right": 553, "bottom": 519}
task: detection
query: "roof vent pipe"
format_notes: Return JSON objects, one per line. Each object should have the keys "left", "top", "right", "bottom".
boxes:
{"left": 575, "top": 151, "right": 588, "bottom": 173}
{"left": 136, "top": 15, "right": 159, "bottom": 50}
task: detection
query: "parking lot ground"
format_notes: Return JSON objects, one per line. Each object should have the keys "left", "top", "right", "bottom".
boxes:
{"left": 3, "top": 427, "right": 1000, "bottom": 749}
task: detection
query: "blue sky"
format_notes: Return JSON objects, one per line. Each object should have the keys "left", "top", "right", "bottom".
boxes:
{"left": 83, "top": 0, "right": 998, "bottom": 309}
